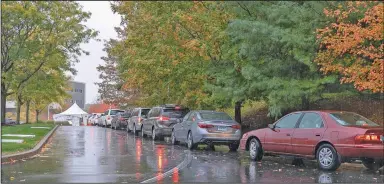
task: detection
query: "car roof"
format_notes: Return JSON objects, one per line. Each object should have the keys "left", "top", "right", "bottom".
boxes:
{"left": 290, "top": 110, "right": 355, "bottom": 114}
{"left": 195, "top": 110, "right": 223, "bottom": 113}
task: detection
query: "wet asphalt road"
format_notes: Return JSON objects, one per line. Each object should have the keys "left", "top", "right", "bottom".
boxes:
{"left": 2, "top": 126, "right": 384, "bottom": 183}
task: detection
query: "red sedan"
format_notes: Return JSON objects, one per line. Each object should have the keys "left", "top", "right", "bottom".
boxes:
{"left": 240, "top": 111, "right": 384, "bottom": 171}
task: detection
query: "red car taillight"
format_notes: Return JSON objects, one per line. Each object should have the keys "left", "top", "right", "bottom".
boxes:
{"left": 107, "top": 116, "right": 110, "bottom": 120}
{"left": 138, "top": 117, "right": 143, "bottom": 123}
{"left": 158, "top": 116, "right": 170, "bottom": 121}
{"left": 355, "top": 134, "right": 382, "bottom": 144}
{"left": 231, "top": 124, "right": 241, "bottom": 129}
{"left": 119, "top": 117, "right": 124, "bottom": 121}
{"left": 197, "top": 122, "right": 214, "bottom": 128}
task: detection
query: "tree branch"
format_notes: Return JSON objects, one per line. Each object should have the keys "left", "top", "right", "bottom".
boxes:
{"left": 237, "top": 2, "right": 253, "bottom": 17}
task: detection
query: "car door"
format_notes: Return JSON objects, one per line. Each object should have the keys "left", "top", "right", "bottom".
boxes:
{"left": 181, "top": 112, "right": 195, "bottom": 141}
{"left": 182, "top": 112, "right": 196, "bottom": 140}
{"left": 143, "top": 108, "right": 153, "bottom": 133}
{"left": 292, "top": 112, "right": 326, "bottom": 156}
{"left": 175, "top": 112, "right": 191, "bottom": 140}
{"left": 263, "top": 112, "right": 302, "bottom": 154}
{"left": 145, "top": 108, "right": 159, "bottom": 134}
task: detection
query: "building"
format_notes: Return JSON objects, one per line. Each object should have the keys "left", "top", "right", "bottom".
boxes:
{"left": 5, "top": 101, "right": 17, "bottom": 113}
{"left": 65, "top": 81, "right": 86, "bottom": 109}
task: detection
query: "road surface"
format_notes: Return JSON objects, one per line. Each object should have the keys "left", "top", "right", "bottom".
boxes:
{"left": 2, "top": 126, "right": 383, "bottom": 183}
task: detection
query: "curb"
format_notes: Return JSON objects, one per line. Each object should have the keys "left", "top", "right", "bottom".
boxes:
{"left": 1, "top": 125, "right": 59, "bottom": 164}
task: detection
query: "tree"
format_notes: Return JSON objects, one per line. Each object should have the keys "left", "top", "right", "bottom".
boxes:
{"left": 315, "top": 2, "right": 383, "bottom": 93}
{"left": 96, "top": 39, "right": 139, "bottom": 107}
{"left": 25, "top": 70, "right": 70, "bottom": 122}
{"left": 206, "top": 2, "right": 340, "bottom": 119}
{"left": 110, "top": 1, "right": 232, "bottom": 108}
{"left": 1, "top": 1, "right": 98, "bottom": 122}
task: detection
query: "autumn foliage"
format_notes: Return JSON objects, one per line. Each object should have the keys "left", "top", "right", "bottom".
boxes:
{"left": 315, "top": 2, "right": 383, "bottom": 93}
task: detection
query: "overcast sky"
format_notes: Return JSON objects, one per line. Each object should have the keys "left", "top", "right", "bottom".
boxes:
{"left": 72, "top": 1, "right": 121, "bottom": 104}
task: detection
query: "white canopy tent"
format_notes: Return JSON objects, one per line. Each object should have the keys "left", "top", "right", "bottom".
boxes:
{"left": 53, "top": 102, "right": 89, "bottom": 126}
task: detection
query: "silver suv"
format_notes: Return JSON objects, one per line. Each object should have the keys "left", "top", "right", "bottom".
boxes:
{"left": 127, "top": 108, "right": 150, "bottom": 135}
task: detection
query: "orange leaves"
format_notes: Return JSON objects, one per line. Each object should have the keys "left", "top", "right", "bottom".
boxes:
{"left": 315, "top": 2, "right": 384, "bottom": 93}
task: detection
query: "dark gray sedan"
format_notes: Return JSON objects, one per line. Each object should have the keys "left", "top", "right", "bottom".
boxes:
{"left": 171, "top": 110, "right": 242, "bottom": 151}
{"left": 141, "top": 104, "right": 190, "bottom": 140}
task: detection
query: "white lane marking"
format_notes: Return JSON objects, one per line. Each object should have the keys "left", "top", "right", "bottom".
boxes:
{"left": 2, "top": 134, "right": 35, "bottom": 138}
{"left": 31, "top": 127, "right": 51, "bottom": 129}
{"left": 140, "top": 150, "right": 192, "bottom": 184}
{"left": 1, "top": 139, "right": 24, "bottom": 143}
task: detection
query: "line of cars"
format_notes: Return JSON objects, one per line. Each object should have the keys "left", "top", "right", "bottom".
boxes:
{"left": 87, "top": 105, "right": 384, "bottom": 171}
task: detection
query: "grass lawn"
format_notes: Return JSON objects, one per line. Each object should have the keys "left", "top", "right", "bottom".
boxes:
{"left": 1, "top": 123, "right": 55, "bottom": 155}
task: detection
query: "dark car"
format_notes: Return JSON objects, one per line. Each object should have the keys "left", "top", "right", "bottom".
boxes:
{"left": 141, "top": 104, "right": 190, "bottom": 140}
{"left": 111, "top": 110, "right": 132, "bottom": 130}
{"left": 240, "top": 111, "right": 384, "bottom": 171}
{"left": 172, "top": 110, "right": 242, "bottom": 151}
{"left": 127, "top": 107, "right": 151, "bottom": 135}
{"left": 2, "top": 118, "right": 18, "bottom": 126}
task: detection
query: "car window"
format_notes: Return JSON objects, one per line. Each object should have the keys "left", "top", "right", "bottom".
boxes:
{"left": 122, "top": 112, "right": 131, "bottom": 118}
{"left": 140, "top": 109, "right": 150, "bottom": 117}
{"left": 298, "top": 113, "right": 324, "bottom": 128}
{"left": 183, "top": 112, "right": 192, "bottom": 121}
{"left": 275, "top": 113, "right": 302, "bottom": 128}
{"left": 200, "top": 112, "right": 232, "bottom": 120}
{"left": 329, "top": 112, "right": 380, "bottom": 127}
{"left": 132, "top": 109, "right": 139, "bottom": 116}
{"left": 152, "top": 108, "right": 161, "bottom": 117}
{"left": 110, "top": 110, "right": 124, "bottom": 115}
{"left": 187, "top": 112, "right": 196, "bottom": 121}
{"left": 162, "top": 108, "right": 190, "bottom": 118}
{"left": 148, "top": 108, "right": 159, "bottom": 117}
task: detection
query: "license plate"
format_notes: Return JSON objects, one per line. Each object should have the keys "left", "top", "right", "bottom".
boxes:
{"left": 217, "top": 126, "right": 227, "bottom": 131}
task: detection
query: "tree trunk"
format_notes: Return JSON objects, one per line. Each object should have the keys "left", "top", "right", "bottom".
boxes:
{"left": 16, "top": 100, "right": 21, "bottom": 124}
{"left": 1, "top": 84, "right": 7, "bottom": 123}
{"left": 26, "top": 100, "right": 30, "bottom": 123}
{"left": 235, "top": 100, "right": 244, "bottom": 124}
{"left": 16, "top": 95, "right": 23, "bottom": 124}
{"left": 35, "top": 110, "right": 39, "bottom": 123}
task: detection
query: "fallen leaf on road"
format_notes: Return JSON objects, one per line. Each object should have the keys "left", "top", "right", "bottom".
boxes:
{"left": 298, "top": 169, "right": 304, "bottom": 172}
{"left": 10, "top": 177, "right": 14, "bottom": 181}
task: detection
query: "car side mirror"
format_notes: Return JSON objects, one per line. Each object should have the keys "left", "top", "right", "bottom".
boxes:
{"left": 268, "top": 124, "right": 275, "bottom": 130}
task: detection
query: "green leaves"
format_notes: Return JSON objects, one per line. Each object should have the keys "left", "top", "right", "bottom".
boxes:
{"left": 105, "top": 1, "right": 364, "bottom": 120}
{"left": 1, "top": 1, "right": 98, "bottom": 121}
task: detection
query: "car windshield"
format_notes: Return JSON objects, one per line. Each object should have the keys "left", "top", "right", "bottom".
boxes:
{"left": 200, "top": 112, "right": 233, "bottom": 120}
{"left": 329, "top": 112, "right": 380, "bottom": 127}
{"left": 163, "top": 108, "right": 189, "bottom": 118}
{"left": 110, "top": 110, "right": 124, "bottom": 115}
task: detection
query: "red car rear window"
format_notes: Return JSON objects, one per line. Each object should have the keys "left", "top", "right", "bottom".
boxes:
{"left": 329, "top": 112, "right": 380, "bottom": 127}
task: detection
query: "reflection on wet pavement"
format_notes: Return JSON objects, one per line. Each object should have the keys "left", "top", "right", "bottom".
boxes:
{"left": 2, "top": 126, "right": 383, "bottom": 183}
{"left": 1, "top": 127, "right": 186, "bottom": 184}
